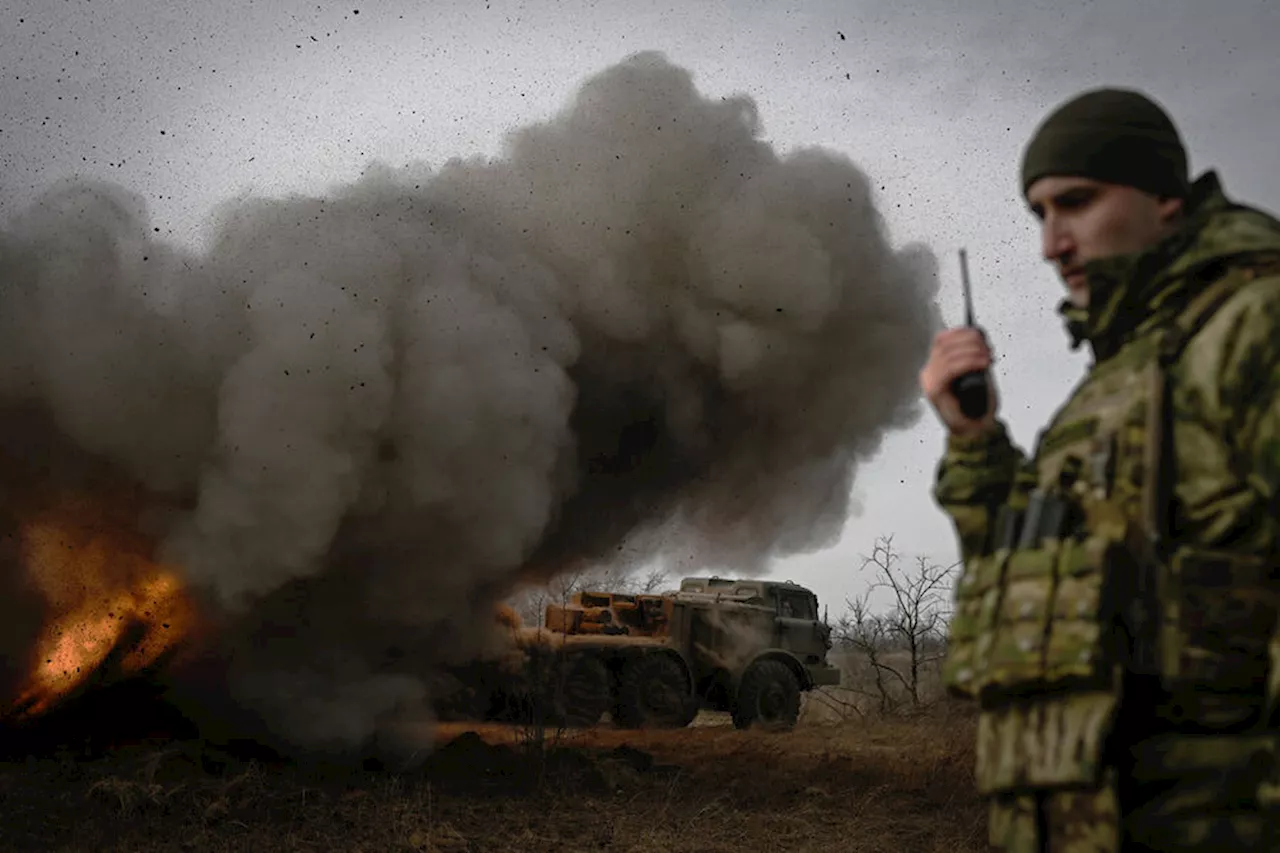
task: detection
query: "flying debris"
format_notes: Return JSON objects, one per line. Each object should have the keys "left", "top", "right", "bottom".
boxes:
{"left": 0, "top": 51, "right": 941, "bottom": 763}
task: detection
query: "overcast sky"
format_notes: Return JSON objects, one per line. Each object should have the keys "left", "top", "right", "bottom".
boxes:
{"left": 3, "top": 0, "right": 1278, "bottom": 615}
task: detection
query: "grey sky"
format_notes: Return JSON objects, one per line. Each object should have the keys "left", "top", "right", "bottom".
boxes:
{"left": 2, "top": 0, "right": 1278, "bottom": 615}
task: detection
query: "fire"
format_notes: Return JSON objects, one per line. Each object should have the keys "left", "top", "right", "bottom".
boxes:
{"left": 3, "top": 490, "right": 201, "bottom": 722}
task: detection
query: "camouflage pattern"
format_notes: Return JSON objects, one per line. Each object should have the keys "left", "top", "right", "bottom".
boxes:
{"left": 987, "top": 773, "right": 1121, "bottom": 852}
{"left": 935, "top": 171, "right": 1280, "bottom": 851}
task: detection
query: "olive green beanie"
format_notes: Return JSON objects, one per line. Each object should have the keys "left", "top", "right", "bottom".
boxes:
{"left": 1020, "top": 87, "right": 1190, "bottom": 199}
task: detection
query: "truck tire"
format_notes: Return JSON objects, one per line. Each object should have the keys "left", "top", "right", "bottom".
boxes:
{"left": 613, "top": 652, "right": 696, "bottom": 729}
{"left": 731, "top": 659, "right": 800, "bottom": 730}
{"left": 548, "top": 652, "right": 611, "bottom": 727}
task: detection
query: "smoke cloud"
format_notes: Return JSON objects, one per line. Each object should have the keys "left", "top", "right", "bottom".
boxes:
{"left": 0, "top": 51, "right": 940, "bottom": 759}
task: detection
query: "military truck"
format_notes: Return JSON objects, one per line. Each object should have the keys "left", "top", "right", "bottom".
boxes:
{"left": 491, "top": 576, "right": 842, "bottom": 730}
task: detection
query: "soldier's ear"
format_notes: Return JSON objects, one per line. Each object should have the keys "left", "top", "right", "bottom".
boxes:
{"left": 1156, "top": 194, "right": 1185, "bottom": 225}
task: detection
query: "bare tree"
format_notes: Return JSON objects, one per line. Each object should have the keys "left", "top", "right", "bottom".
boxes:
{"left": 833, "top": 535, "right": 957, "bottom": 716}
{"left": 633, "top": 566, "right": 670, "bottom": 594}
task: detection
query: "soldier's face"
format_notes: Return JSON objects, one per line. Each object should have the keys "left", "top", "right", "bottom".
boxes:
{"left": 1026, "top": 176, "right": 1184, "bottom": 307}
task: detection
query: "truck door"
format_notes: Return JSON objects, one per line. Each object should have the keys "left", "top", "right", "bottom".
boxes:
{"left": 775, "top": 589, "right": 822, "bottom": 658}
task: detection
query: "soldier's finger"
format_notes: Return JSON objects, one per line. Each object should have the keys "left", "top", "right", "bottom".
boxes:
{"left": 934, "top": 327, "right": 986, "bottom": 348}
{"left": 936, "top": 338, "right": 993, "bottom": 365}
{"left": 922, "top": 352, "right": 991, "bottom": 396}
{"left": 936, "top": 325, "right": 990, "bottom": 348}
{"left": 943, "top": 351, "right": 992, "bottom": 378}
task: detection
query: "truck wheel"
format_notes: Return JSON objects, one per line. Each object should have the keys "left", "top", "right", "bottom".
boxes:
{"left": 548, "top": 653, "right": 611, "bottom": 727}
{"left": 732, "top": 659, "right": 800, "bottom": 731}
{"left": 613, "top": 653, "right": 696, "bottom": 729}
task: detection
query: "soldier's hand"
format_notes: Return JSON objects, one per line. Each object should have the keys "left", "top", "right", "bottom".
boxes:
{"left": 919, "top": 327, "right": 999, "bottom": 438}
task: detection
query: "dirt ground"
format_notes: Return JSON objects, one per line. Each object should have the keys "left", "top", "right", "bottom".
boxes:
{"left": 0, "top": 704, "right": 987, "bottom": 853}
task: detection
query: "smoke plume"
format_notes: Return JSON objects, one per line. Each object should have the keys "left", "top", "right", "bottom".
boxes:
{"left": 0, "top": 52, "right": 940, "bottom": 759}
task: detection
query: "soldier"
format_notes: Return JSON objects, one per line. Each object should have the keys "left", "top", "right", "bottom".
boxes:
{"left": 921, "top": 87, "right": 1280, "bottom": 851}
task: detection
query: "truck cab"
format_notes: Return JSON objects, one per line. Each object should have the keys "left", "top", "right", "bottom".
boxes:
{"left": 677, "top": 576, "right": 838, "bottom": 679}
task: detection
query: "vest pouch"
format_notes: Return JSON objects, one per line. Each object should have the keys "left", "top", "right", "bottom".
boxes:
{"left": 974, "top": 690, "right": 1118, "bottom": 795}
{"left": 943, "top": 550, "right": 1010, "bottom": 699}
{"left": 1160, "top": 546, "right": 1280, "bottom": 714}
{"left": 1043, "top": 533, "right": 1122, "bottom": 689}
{"left": 980, "top": 542, "right": 1060, "bottom": 699}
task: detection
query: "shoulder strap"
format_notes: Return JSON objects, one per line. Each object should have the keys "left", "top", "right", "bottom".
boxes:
{"left": 1145, "top": 251, "right": 1280, "bottom": 554}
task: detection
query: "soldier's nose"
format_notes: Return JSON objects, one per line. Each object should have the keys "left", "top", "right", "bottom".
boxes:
{"left": 1041, "top": 218, "right": 1075, "bottom": 263}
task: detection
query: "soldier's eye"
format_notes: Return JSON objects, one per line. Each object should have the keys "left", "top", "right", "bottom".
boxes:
{"left": 1058, "top": 190, "right": 1095, "bottom": 209}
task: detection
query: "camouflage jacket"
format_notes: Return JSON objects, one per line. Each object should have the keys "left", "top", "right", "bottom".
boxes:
{"left": 934, "top": 171, "right": 1280, "bottom": 797}
{"left": 936, "top": 171, "right": 1280, "bottom": 561}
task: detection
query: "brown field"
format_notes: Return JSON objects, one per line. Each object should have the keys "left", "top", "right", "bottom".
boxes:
{"left": 0, "top": 691, "right": 986, "bottom": 853}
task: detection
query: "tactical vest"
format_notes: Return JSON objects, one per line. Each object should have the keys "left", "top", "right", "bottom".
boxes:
{"left": 942, "top": 255, "right": 1280, "bottom": 796}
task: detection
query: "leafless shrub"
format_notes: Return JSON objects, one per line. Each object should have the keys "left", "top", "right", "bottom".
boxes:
{"left": 823, "top": 535, "right": 957, "bottom": 718}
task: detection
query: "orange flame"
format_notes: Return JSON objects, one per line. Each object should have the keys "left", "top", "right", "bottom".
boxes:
{"left": 4, "top": 492, "right": 201, "bottom": 721}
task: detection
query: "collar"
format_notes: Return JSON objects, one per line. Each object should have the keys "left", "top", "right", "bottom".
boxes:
{"left": 1056, "top": 170, "right": 1244, "bottom": 360}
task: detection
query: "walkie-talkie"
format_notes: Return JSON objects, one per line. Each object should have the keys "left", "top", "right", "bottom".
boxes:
{"left": 951, "top": 248, "right": 990, "bottom": 420}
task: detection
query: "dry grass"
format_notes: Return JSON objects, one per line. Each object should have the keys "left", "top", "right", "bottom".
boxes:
{"left": 799, "top": 649, "right": 949, "bottom": 723}
{"left": 0, "top": 701, "right": 985, "bottom": 853}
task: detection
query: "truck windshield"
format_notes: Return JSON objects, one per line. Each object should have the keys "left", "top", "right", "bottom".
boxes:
{"left": 778, "top": 593, "right": 817, "bottom": 620}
